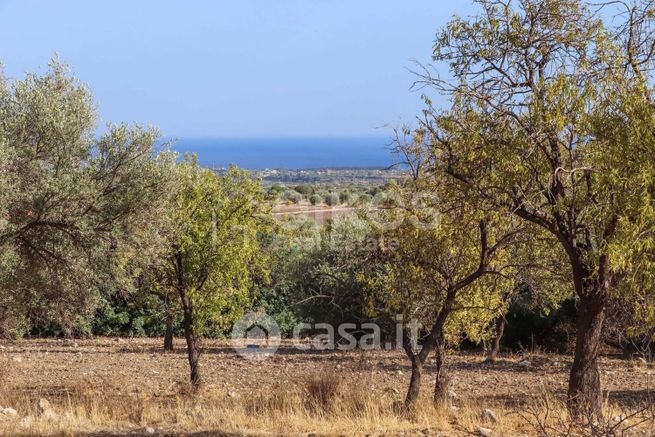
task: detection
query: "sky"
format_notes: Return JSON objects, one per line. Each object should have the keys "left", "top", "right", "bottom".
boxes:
{"left": 0, "top": 1, "right": 476, "bottom": 138}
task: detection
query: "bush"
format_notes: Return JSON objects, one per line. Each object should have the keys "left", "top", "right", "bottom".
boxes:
{"left": 339, "top": 191, "right": 351, "bottom": 204}
{"left": 294, "top": 184, "right": 313, "bottom": 198}
{"left": 283, "top": 190, "right": 303, "bottom": 204}
{"left": 310, "top": 194, "right": 322, "bottom": 205}
{"left": 324, "top": 193, "right": 339, "bottom": 206}
{"left": 352, "top": 193, "right": 372, "bottom": 206}
{"left": 265, "top": 184, "right": 285, "bottom": 201}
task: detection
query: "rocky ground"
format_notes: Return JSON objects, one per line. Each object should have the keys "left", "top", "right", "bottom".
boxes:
{"left": 0, "top": 338, "right": 653, "bottom": 436}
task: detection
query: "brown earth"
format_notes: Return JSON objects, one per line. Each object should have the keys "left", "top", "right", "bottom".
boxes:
{"left": 0, "top": 338, "right": 653, "bottom": 436}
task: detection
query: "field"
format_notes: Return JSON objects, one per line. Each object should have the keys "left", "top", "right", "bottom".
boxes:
{"left": 272, "top": 204, "right": 358, "bottom": 225}
{"left": 0, "top": 338, "right": 653, "bottom": 436}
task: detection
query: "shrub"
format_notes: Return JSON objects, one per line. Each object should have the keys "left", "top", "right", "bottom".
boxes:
{"left": 352, "top": 193, "right": 372, "bottom": 206}
{"left": 265, "top": 184, "right": 285, "bottom": 201}
{"left": 324, "top": 193, "right": 339, "bottom": 206}
{"left": 310, "top": 194, "right": 322, "bottom": 205}
{"left": 339, "top": 191, "right": 351, "bottom": 204}
{"left": 294, "top": 184, "right": 313, "bottom": 198}
{"left": 304, "top": 371, "right": 341, "bottom": 412}
{"left": 283, "top": 190, "right": 303, "bottom": 204}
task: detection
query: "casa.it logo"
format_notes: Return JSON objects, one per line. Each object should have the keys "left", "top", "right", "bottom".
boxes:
{"left": 230, "top": 311, "right": 281, "bottom": 361}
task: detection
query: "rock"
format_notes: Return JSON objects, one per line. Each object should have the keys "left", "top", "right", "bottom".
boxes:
{"left": 19, "top": 415, "right": 33, "bottom": 427}
{"left": 482, "top": 408, "right": 499, "bottom": 423}
{"left": 12, "top": 356, "right": 22, "bottom": 363}
{"left": 0, "top": 407, "right": 17, "bottom": 419}
{"left": 143, "top": 426, "right": 155, "bottom": 435}
{"left": 228, "top": 390, "right": 237, "bottom": 398}
{"left": 517, "top": 360, "right": 531, "bottom": 368}
{"left": 478, "top": 427, "right": 493, "bottom": 437}
{"left": 396, "top": 369, "right": 403, "bottom": 375}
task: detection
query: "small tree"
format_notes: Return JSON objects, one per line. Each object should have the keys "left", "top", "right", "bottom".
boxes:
{"left": 153, "top": 159, "right": 270, "bottom": 385}
{"left": 283, "top": 190, "right": 302, "bottom": 204}
{"left": 310, "top": 194, "right": 322, "bottom": 205}
{"left": 362, "top": 180, "right": 519, "bottom": 407}
{"left": 324, "top": 193, "right": 339, "bottom": 206}
{"left": 339, "top": 190, "right": 351, "bottom": 205}
{"left": 294, "top": 184, "right": 313, "bottom": 198}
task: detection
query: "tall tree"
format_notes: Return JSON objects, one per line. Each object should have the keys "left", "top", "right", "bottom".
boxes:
{"left": 153, "top": 159, "right": 270, "bottom": 385}
{"left": 0, "top": 60, "right": 173, "bottom": 336}
{"left": 418, "top": 0, "right": 655, "bottom": 416}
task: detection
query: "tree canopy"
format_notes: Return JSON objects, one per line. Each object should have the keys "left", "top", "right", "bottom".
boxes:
{"left": 0, "top": 60, "right": 174, "bottom": 336}
{"left": 412, "top": 0, "right": 655, "bottom": 416}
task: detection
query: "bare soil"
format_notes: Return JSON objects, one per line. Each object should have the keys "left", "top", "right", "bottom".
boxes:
{"left": 0, "top": 338, "right": 653, "bottom": 436}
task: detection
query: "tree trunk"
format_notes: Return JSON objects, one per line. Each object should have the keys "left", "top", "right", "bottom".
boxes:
{"left": 405, "top": 356, "right": 423, "bottom": 407}
{"left": 433, "top": 341, "right": 449, "bottom": 406}
{"left": 486, "top": 316, "right": 505, "bottom": 363}
{"left": 164, "top": 313, "right": 174, "bottom": 352}
{"left": 180, "top": 292, "right": 201, "bottom": 386}
{"left": 567, "top": 289, "right": 606, "bottom": 418}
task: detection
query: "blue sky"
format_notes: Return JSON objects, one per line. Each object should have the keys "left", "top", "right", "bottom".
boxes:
{"left": 0, "top": 1, "right": 475, "bottom": 138}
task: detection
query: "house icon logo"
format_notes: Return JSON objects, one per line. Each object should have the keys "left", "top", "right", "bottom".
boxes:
{"left": 230, "top": 311, "right": 281, "bottom": 361}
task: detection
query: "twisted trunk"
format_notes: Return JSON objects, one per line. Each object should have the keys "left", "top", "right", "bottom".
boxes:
{"left": 486, "top": 316, "right": 505, "bottom": 362}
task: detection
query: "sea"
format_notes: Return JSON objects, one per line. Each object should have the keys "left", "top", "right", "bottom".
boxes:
{"left": 170, "top": 137, "right": 396, "bottom": 169}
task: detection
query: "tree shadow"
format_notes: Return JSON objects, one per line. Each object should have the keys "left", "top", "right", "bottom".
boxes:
{"left": 608, "top": 389, "right": 654, "bottom": 409}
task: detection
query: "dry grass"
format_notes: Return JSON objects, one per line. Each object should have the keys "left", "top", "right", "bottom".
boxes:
{"left": 0, "top": 370, "right": 653, "bottom": 436}
{"left": 0, "top": 368, "right": 447, "bottom": 436}
{"left": 1, "top": 339, "right": 654, "bottom": 436}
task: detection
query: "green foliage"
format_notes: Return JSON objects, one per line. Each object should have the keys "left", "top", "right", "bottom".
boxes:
{"left": 294, "top": 184, "right": 313, "bottom": 197}
{"left": 283, "top": 190, "right": 303, "bottom": 204}
{"left": 339, "top": 190, "right": 351, "bottom": 205}
{"left": 92, "top": 291, "right": 182, "bottom": 337}
{"left": 0, "top": 59, "right": 174, "bottom": 336}
{"left": 265, "top": 183, "right": 285, "bottom": 201}
{"left": 310, "top": 194, "right": 322, "bottom": 205}
{"left": 151, "top": 158, "right": 272, "bottom": 336}
{"left": 360, "top": 181, "right": 517, "bottom": 345}
{"left": 254, "top": 215, "right": 373, "bottom": 333}
{"left": 421, "top": 0, "right": 655, "bottom": 319}
{"left": 324, "top": 193, "right": 339, "bottom": 206}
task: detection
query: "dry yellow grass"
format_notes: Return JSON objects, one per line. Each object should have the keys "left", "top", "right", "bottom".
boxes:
{"left": 0, "top": 376, "right": 653, "bottom": 436}
{"left": 0, "top": 339, "right": 653, "bottom": 436}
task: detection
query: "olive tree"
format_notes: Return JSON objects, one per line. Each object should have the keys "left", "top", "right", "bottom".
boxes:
{"left": 417, "top": 0, "right": 655, "bottom": 416}
{"left": 0, "top": 60, "right": 173, "bottom": 336}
